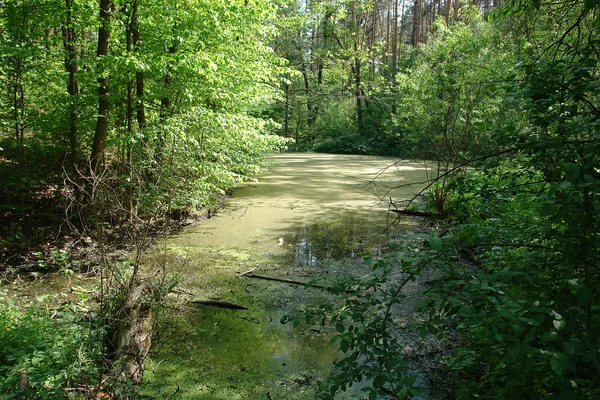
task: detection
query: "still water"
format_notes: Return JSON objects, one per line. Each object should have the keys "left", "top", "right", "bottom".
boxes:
{"left": 142, "top": 153, "right": 429, "bottom": 399}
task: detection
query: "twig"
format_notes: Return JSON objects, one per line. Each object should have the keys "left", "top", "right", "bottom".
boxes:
{"left": 238, "top": 267, "right": 258, "bottom": 277}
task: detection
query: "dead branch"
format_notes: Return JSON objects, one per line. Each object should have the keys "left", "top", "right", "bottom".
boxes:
{"left": 389, "top": 209, "right": 435, "bottom": 218}
{"left": 189, "top": 299, "right": 249, "bottom": 310}
{"left": 238, "top": 267, "right": 258, "bottom": 277}
{"left": 241, "top": 272, "right": 324, "bottom": 289}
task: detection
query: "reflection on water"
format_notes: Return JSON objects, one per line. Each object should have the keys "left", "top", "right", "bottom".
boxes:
{"left": 290, "top": 212, "right": 392, "bottom": 266}
{"left": 142, "top": 153, "right": 428, "bottom": 399}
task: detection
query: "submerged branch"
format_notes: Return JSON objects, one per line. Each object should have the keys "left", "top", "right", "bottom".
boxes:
{"left": 241, "top": 272, "right": 324, "bottom": 289}
{"left": 189, "top": 299, "right": 249, "bottom": 310}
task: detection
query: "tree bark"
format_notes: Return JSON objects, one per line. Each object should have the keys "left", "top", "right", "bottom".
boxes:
{"left": 301, "top": 63, "right": 315, "bottom": 127}
{"left": 131, "top": 0, "right": 146, "bottom": 134}
{"left": 90, "top": 0, "right": 113, "bottom": 174}
{"left": 445, "top": 0, "right": 452, "bottom": 24}
{"left": 284, "top": 78, "right": 290, "bottom": 137}
{"left": 62, "top": 0, "right": 79, "bottom": 165}
{"left": 391, "top": 0, "right": 399, "bottom": 114}
{"left": 453, "top": 0, "right": 460, "bottom": 20}
{"left": 109, "top": 282, "right": 153, "bottom": 383}
{"left": 354, "top": 58, "right": 364, "bottom": 131}
{"left": 411, "top": 0, "right": 422, "bottom": 47}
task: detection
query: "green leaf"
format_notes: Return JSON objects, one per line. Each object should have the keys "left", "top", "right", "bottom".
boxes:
{"left": 553, "top": 319, "right": 567, "bottom": 331}
{"left": 519, "top": 317, "right": 541, "bottom": 326}
{"left": 405, "top": 375, "right": 418, "bottom": 386}
{"left": 562, "top": 342, "right": 576, "bottom": 356}
{"left": 428, "top": 238, "right": 444, "bottom": 252}
{"left": 567, "top": 279, "right": 580, "bottom": 295}
{"left": 340, "top": 338, "right": 349, "bottom": 353}
{"left": 550, "top": 359, "right": 564, "bottom": 375}
{"left": 498, "top": 309, "right": 514, "bottom": 320}
{"left": 576, "top": 284, "right": 592, "bottom": 305}
{"left": 373, "top": 374, "right": 386, "bottom": 388}
{"left": 458, "top": 305, "right": 476, "bottom": 317}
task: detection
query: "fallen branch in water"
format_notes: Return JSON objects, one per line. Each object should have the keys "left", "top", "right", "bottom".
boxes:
{"left": 189, "top": 299, "right": 249, "bottom": 310}
{"left": 389, "top": 209, "right": 435, "bottom": 218}
{"left": 240, "top": 272, "right": 324, "bottom": 289}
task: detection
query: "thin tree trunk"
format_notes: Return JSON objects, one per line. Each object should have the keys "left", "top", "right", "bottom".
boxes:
{"left": 155, "top": 39, "right": 177, "bottom": 165}
{"left": 301, "top": 63, "right": 315, "bottom": 127}
{"left": 445, "top": 0, "right": 452, "bottom": 24}
{"left": 391, "top": 0, "right": 399, "bottom": 114}
{"left": 62, "top": 0, "right": 79, "bottom": 165}
{"left": 13, "top": 57, "right": 24, "bottom": 163}
{"left": 354, "top": 58, "right": 363, "bottom": 131}
{"left": 351, "top": 2, "right": 363, "bottom": 131}
{"left": 284, "top": 78, "right": 290, "bottom": 137}
{"left": 131, "top": 0, "right": 145, "bottom": 134}
{"left": 91, "top": 0, "right": 113, "bottom": 174}
{"left": 384, "top": 0, "right": 390, "bottom": 64}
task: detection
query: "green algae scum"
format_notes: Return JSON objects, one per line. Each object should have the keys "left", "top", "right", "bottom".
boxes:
{"left": 141, "top": 154, "right": 428, "bottom": 399}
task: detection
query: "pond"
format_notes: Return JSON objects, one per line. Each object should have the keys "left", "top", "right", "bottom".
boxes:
{"left": 142, "top": 153, "right": 430, "bottom": 399}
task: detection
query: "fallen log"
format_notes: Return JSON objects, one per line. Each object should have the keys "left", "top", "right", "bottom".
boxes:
{"left": 189, "top": 299, "right": 249, "bottom": 310}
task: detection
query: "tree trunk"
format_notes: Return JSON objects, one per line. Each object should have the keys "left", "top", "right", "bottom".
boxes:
{"left": 90, "top": 0, "right": 113, "bottom": 174}
{"left": 445, "top": 0, "right": 452, "bottom": 24}
{"left": 354, "top": 58, "right": 364, "bottom": 131}
{"left": 284, "top": 78, "right": 290, "bottom": 137}
{"left": 131, "top": 0, "right": 146, "bottom": 134}
{"left": 301, "top": 63, "right": 315, "bottom": 127}
{"left": 384, "top": 0, "right": 390, "bottom": 64}
{"left": 62, "top": 0, "right": 79, "bottom": 165}
{"left": 154, "top": 39, "right": 177, "bottom": 166}
{"left": 391, "top": 0, "right": 399, "bottom": 114}
{"left": 411, "top": 0, "right": 422, "bottom": 47}
{"left": 107, "top": 282, "right": 153, "bottom": 383}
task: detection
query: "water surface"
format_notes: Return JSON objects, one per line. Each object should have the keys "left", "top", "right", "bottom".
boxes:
{"left": 143, "top": 153, "right": 428, "bottom": 399}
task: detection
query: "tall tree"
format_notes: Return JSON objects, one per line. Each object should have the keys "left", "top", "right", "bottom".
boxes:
{"left": 90, "top": 0, "right": 113, "bottom": 173}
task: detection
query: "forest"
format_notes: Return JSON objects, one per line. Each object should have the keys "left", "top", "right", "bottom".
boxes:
{"left": 0, "top": 0, "right": 599, "bottom": 398}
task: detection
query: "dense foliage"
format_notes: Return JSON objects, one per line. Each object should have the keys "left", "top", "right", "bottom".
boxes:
{"left": 279, "top": 0, "right": 600, "bottom": 399}
{"left": 0, "top": 297, "right": 100, "bottom": 398}
{"left": 0, "top": 0, "right": 287, "bottom": 397}
{"left": 0, "top": 0, "right": 287, "bottom": 257}
{"left": 1, "top": 0, "right": 599, "bottom": 398}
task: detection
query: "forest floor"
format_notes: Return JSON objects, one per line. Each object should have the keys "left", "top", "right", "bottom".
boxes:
{"left": 0, "top": 161, "right": 225, "bottom": 290}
